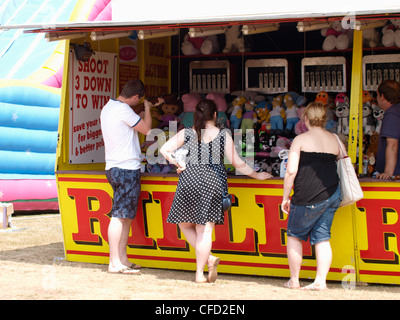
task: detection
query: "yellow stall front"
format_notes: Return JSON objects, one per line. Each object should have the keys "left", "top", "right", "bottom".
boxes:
{"left": 35, "top": 1, "right": 400, "bottom": 285}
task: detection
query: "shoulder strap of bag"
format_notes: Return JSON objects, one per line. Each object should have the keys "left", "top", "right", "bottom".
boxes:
{"left": 334, "top": 134, "right": 347, "bottom": 159}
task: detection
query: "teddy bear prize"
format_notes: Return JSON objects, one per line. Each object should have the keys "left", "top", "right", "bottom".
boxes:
{"left": 138, "top": 19, "right": 400, "bottom": 175}
{"left": 139, "top": 88, "right": 383, "bottom": 177}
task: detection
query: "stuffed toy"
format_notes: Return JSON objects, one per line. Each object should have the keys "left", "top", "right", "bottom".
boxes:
{"left": 325, "top": 95, "right": 337, "bottom": 133}
{"left": 372, "top": 101, "right": 384, "bottom": 134}
{"left": 229, "top": 96, "right": 245, "bottom": 130}
{"left": 181, "top": 34, "right": 202, "bottom": 55}
{"left": 254, "top": 159, "right": 272, "bottom": 173}
{"left": 157, "top": 97, "right": 181, "bottom": 129}
{"left": 181, "top": 33, "right": 220, "bottom": 55}
{"left": 363, "top": 28, "right": 380, "bottom": 48}
{"left": 366, "top": 131, "right": 379, "bottom": 176}
{"left": 315, "top": 91, "right": 329, "bottom": 105}
{"left": 363, "top": 90, "right": 373, "bottom": 103}
{"left": 146, "top": 130, "right": 175, "bottom": 173}
{"left": 178, "top": 93, "right": 201, "bottom": 129}
{"left": 283, "top": 93, "right": 299, "bottom": 136}
{"left": 256, "top": 130, "right": 271, "bottom": 153}
{"left": 270, "top": 136, "right": 292, "bottom": 157}
{"left": 335, "top": 95, "right": 350, "bottom": 135}
{"left": 240, "top": 100, "right": 257, "bottom": 131}
{"left": 316, "top": 91, "right": 337, "bottom": 132}
{"left": 206, "top": 92, "right": 229, "bottom": 128}
{"left": 269, "top": 95, "right": 286, "bottom": 135}
{"left": 173, "top": 147, "right": 189, "bottom": 169}
{"left": 255, "top": 101, "right": 270, "bottom": 133}
{"left": 382, "top": 19, "right": 400, "bottom": 48}
{"left": 321, "top": 21, "right": 352, "bottom": 51}
{"left": 199, "top": 35, "right": 220, "bottom": 55}
{"left": 334, "top": 92, "right": 347, "bottom": 105}
{"left": 150, "top": 105, "right": 162, "bottom": 128}
{"left": 362, "top": 101, "right": 375, "bottom": 135}
{"left": 223, "top": 25, "right": 246, "bottom": 53}
{"left": 294, "top": 96, "right": 308, "bottom": 135}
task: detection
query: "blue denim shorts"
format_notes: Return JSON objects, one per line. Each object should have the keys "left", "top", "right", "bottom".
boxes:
{"left": 106, "top": 168, "right": 141, "bottom": 220}
{"left": 287, "top": 186, "right": 342, "bottom": 245}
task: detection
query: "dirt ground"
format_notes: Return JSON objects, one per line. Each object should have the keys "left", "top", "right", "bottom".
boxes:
{"left": 1, "top": 214, "right": 400, "bottom": 301}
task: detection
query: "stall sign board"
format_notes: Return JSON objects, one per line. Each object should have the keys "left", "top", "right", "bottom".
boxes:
{"left": 58, "top": 174, "right": 357, "bottom": 282}
{"left": 301, "top": 57, "right": 347, "bottom": 93}
{"left": 68, "top": 51, "right": 118, "bottom": 164}
{"left": 143, "top": 38, "right": 170, "bottom": 97}
{"left": 245, "top": 59, "right": 288, "bottom": 94}
{"left": 190, "top": 60, "right": 230, "bottom": 94}
{"left": 363, "top": 54, "right": 400, "bottom": 91}
{"left": 353, "top": 182, "right": 400, "bottom": 284}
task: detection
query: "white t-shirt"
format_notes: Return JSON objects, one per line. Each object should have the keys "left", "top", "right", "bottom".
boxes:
{"left": 100, "top": 98, "right": 142, "bottom": 170}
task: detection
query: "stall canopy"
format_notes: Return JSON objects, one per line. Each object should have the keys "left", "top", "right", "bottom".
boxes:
{"left": 0, "top": 0, "right": 400, "bottom": 34}
{"left": 112, "top": 0, "right": 400, "bottom": 25}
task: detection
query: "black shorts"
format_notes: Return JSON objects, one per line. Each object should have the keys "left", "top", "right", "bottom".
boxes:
{"left": 106, "top": 168, "right": 141, "bottom": 219}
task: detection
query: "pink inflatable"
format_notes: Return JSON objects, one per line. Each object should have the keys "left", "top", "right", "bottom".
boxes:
{"left": 0, "top": 179, "right": 58, "bottom": 211}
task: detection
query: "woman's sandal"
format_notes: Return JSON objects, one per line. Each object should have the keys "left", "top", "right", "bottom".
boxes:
{"left": 108, "top": 267, "right": 141, "bottom": 275}
{"left": 128, "top": 263, "right": 141, "bottom": 270}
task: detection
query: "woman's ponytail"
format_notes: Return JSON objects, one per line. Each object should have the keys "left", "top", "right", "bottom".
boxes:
{"left": 193, "top": 99, "right": 217, "bottom": 141}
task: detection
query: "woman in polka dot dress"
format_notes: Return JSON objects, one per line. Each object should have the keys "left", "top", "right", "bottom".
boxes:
{"left": 161, "top": 99, "right": 272, "bottom": 283}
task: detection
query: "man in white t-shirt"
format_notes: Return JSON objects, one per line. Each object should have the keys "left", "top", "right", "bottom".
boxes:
{"left": 101, "top": 79, "right": 161, "bottom": 274}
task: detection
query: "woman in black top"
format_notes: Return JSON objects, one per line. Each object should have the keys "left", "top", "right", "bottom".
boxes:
{"left": 282, "top": 102, "right": 345, "bottom": 291}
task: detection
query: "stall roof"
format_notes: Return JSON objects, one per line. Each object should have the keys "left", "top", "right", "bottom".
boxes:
{"left": 0, "top": 0, "right": 399, "bottom": 33}
{"left": 112, "top": 0, "right": 400, "bottom": 25}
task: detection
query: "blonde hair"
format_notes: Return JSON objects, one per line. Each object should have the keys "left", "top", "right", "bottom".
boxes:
{"left": 304, "top": 102, "right": 327, "bottom": 128}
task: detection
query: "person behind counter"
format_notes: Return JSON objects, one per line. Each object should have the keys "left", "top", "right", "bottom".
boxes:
{"left": 281, "top": 102, "right": 344, "bottom": 291}
{"left": 375, "top": 80, "right": 400, "bottom": 180}
{"left": 160, "top": 99, "right": 272, "bottom": 283}
{"left": 101, "top": 79, "right": 163, "bottom": 274}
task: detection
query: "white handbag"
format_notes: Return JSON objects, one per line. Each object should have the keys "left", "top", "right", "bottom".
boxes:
{"left": 334, "top": 134, "right": 364, "bottom": 207}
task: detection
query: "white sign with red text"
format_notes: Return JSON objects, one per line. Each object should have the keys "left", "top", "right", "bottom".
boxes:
{"left": 69, "top": 50, "right": 117, "bottom": 164}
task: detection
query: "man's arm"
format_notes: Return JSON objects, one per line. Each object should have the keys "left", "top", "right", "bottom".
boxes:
{"left": 376, "top": 137, "right": 399, "bottom": 179}
{"left": 133, "top": 98, "right": 163, "bottom": 135}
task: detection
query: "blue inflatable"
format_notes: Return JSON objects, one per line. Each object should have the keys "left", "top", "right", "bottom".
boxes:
{"left": 0, "top": 0, "right": 77, "bottom": 211}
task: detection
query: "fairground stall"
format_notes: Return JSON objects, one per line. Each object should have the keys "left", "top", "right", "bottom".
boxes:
{"left": 3, "top": 0, "right": 400, "bottom": 285}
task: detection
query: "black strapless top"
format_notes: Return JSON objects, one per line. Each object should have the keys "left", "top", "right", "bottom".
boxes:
{"left": 291, "top": 151, "right": 339, "bottom": 205}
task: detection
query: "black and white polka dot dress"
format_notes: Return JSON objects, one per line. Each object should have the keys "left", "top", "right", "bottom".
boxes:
{"left": 167, "top": 128, "right": 228, "bottom": 225}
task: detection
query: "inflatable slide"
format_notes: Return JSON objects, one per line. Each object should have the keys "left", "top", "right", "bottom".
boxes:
{"left": 0, "top": 0, "right": 111, "bottom": 211}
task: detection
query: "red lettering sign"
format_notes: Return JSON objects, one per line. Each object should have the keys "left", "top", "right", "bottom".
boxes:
{"left": 153, "top": 191, "right": 188, "bottom": 250}
{"left": 128, "top": 191, "right": 157, "bottom": 248}
{"left": 69, "top": 188, "right": 112, "bottom": 245}
{"left": 256, "top": 195, "right": 312, "bottom": 257}
{"left": 358, "top": 198, "right": 400, "bottom": 264}
{"left": 213, "top": 195, "right": 257, "bottom": 254}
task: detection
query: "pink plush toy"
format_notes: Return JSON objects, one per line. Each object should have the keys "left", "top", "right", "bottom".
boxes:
{"left": 206, "top": 92, "right": 229, "bottom": 128}
{"left": 178, "top": 93, "right": 201, "bottom": 129}
{"left": 334, "top": 92, "right": 347, "bottom": 105}
{"left": 294, "top": 96, "right": 308, "bottom": 135}
{"left": 294, "top": 106, "right": 307, "bottom": 135}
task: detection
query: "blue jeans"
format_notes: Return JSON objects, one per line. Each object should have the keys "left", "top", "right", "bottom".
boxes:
{"left": 287, "top": 186, "right": 341, "bottom": 245}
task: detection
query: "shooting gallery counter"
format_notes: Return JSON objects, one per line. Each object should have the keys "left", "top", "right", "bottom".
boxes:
{"left": 56, "top": 171, "right": 400, "bottom": 285}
